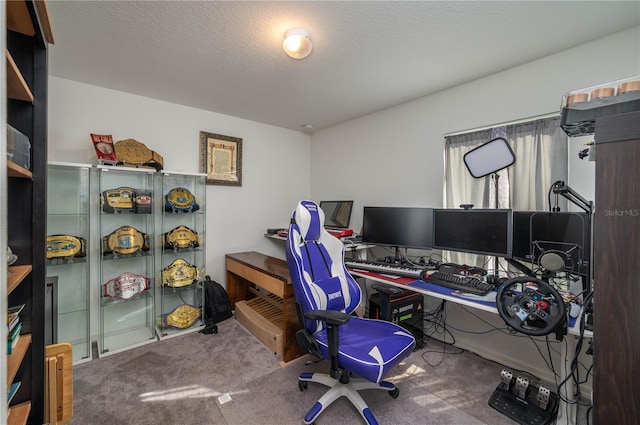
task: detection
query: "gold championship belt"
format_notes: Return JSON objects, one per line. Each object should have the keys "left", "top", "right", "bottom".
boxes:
{"left": 102, "top": 225, "right": 151, "bottom": 256}
{"left": 101, "top": 187, "right": 152, "bottom": 214}
{"left": 103, "top": 272, "right": 150, "bottom": 300}
{"left": 164, "top": 187, "right": 200, "bottom": 213}
{"left": 161, "top": 258, "right": 199, "bottom": 287}
{"left": 163, "top": 304, "right": 201, "bottom": 329}
{"left": 101, "top": 187, "right": 135, "bottom": 213}
{"left": 162, "top": 225, "right": 200, "bottom": 250}
{"left": 114, "top": 138, "right": 164, "bottom": 171}
{"left": 46, "top": 235, "right": 87, "bottom": 259}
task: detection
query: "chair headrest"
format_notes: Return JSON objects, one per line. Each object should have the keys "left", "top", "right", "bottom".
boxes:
{"left": 294, "top": 200, "right": 325, "bottom": 242}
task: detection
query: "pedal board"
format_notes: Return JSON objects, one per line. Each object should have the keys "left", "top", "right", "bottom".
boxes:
{"left": 488, "top": 369, "right": 558, "bottom": 425}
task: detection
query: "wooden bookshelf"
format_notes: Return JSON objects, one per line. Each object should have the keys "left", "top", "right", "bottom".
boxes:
{"left": 7, "top": 161, "right": 33, "bottom": 179}
{"left": 6, "top": 50, "right": 34, "bottom": 103}
{"left": 7, "top": 401, "right": 31, "bottom": 425}
{"left": 6, "top": 0, "right": 54, "bottom": 43}
{"left": 5, "top": 1, "right": 55, "bottom": 422}
{"left": 7, "top": 335, "right": 32, "bottom": 389}
{"left": 7, "top": 265, "right": 32, "bottom": 296}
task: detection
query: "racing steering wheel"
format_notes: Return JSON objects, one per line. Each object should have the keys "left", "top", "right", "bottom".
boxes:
{"left": 496, "top": 276, "right": 567, "bottom": 336}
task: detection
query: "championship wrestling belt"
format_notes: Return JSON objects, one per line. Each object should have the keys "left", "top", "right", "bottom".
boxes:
{"left": 161, "top": 258, "right": 199, "bottom": 287}
{"left": 103, "top": 272, "right": 150, "bottom": 300}
{"left": 163, "top": 304, "right": 201, "bottom": 329}
{"left": 162, "top": 225, "right": 200, "bottom": 250}
{"left": 133, "top": 189, "right": 153, "bottom": 214}
{"left": 102, "top": 226, "right": 150, "bottom": 255}
{"left": 101, "top": 187, "right": 135, "bottom": 213}
{"left": 164, "top": 187, "right": 200, "bottom": 212}
{"left": 114, "top": 138, "right": 164, "bottom": 171}
{"left": 46, "top": 235, "right": 87, "bottom": 259}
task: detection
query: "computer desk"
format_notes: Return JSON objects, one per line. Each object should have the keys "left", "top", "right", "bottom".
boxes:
{"left": 348, "top": 268, "right": 592, "bottom": 425}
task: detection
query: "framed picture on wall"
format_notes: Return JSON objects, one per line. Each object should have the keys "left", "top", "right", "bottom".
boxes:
{"left": 199, "top": 131, "right": 242, "bottom": 186}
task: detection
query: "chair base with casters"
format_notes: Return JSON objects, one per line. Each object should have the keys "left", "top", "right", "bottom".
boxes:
{"left": 298, "top": 372, "right": 398, "bottom": 425}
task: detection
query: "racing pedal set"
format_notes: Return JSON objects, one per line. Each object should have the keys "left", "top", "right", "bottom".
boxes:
{"left": 488, "top": 369, "right": 559, "bottom": 425}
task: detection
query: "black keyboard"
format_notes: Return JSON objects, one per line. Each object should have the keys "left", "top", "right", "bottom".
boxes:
{"left": 345, "top": 259, "right": 424, "bottom": 279}
{"left": 423, "top": 271, "right": 494, "bottom": 296}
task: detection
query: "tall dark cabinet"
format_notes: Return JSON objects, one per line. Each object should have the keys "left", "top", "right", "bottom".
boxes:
{"left": 593, "top": 110, "right": 640, "bottom": 425}
{"left": 5, "top": 1, "right": 54, "bottom": 423}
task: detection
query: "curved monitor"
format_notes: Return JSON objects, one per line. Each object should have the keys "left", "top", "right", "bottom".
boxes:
{"left": 362, "top": 207, "right": 433, "bottom": 249}
{"left": 433, "top": 209, "right": 513, "bottom": 257}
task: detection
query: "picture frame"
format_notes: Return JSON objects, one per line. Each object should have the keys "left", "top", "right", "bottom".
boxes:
{"left": 199, "top": 131, "right": 243, "bottom": 186}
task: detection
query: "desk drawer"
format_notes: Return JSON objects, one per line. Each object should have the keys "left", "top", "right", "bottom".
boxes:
{"left": 235, "top": 299, "right": 283, "bottom": 357}
{"left": 226, "top": 259, "right": 285, "bottom": 298}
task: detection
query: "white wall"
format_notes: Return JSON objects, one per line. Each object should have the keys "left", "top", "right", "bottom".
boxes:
{"left": 48, "top": 77, "right": 311, "bottom": 282}
{"left": 309, "top": 26, "right": 639, "bottom": 392}
{"left": 311, "top": 26, "right": 639, "bottom": 226}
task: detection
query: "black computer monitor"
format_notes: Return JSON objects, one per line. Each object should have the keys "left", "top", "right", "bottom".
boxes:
{"left": 432, "top": 209, "right": 513, "bottom": 257}
{"left": 511, "top": 211, "right": 590, "bottom": 276}
{"left": 319, "top": 200, "right": 353, "bottom": 228}
{"left": 361, "top": 206, "right": 434, "bottom": 250}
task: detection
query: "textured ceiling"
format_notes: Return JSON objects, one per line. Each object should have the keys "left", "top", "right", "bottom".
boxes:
{"left": 47, "top": 1, "right": 640, "bottom": 133}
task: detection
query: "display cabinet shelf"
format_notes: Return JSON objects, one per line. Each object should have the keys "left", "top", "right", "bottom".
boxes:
{"left": 46, "top": 162, "right": 92, "bottom": 363}
{"left": 98, "top": 166, "right": 157, "bottom": 356}
{"left": 155, "top": 171, "right": 207, "bottom": 338}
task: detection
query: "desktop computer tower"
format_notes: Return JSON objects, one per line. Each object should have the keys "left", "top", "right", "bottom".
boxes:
{"left": 369, "top": 290, "right": 424, "bottom": 348}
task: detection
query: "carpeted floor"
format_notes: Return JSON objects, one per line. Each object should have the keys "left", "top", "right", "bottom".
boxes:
{"left": 69, "top": 318, "right": 586, "bottom": 424}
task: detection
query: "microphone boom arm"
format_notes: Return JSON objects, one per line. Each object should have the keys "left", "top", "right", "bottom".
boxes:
{"left": 552, "top": 181, "right": 594, "bottom": 214}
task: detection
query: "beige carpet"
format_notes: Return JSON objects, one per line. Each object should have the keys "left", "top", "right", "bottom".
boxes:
{"left": 69, "top": 317, "right": 581, "bottom": 424}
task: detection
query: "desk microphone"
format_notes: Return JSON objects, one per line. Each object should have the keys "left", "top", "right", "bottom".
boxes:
{"left": 539, "top": 252, "right": 565, "bottom": 272}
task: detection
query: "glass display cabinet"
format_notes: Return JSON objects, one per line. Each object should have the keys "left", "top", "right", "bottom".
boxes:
{"left": 155, "top": 170, "right": 207, "bottom": 338}
{"left": 98, "top": 165, "right": 157, "bottom": 355}
{"left": 46, "top": 162, "right": 92, "bottom": 363}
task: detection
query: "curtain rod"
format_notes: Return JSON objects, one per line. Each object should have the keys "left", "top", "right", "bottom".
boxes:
{"left": 444, "top": 112, "right": 560, "bottom": 137}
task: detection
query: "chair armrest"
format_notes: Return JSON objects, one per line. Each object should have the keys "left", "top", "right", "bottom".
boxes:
{"left": 371, "top": 283, "right": 403, "bottom": 295}
{"left": 305, "top": 310, "right": 351, "bottom": 326}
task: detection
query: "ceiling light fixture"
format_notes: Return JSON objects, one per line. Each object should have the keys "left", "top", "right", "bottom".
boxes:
{"left": 283, "top": 29, "right": 312, "bottom": 59}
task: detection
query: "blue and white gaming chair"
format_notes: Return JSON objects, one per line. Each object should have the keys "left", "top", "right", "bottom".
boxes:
{"left": 286, "top": 200, "right": 416, "bottom": 425}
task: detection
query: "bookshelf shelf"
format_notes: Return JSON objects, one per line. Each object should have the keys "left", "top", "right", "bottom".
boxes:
{"left": 7, "top": 161, "right": 32, "bottom": 179}
{"left": 6, "top": 265, "right": 32, "bottom": 295}
{"left": 7, "top": 335, "right": 32, "bottom": 389}
{"left": 6, "top": 50, "right": 34, "bottom": 103}
{"left": 7, "top": 401, "right": 31, "bottom": 425}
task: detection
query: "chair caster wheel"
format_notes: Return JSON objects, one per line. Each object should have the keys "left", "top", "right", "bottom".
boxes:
{"left": 389, "top": 388, "right": 400, "bottom": 398}
{"left": 299, "top": 380, "right": 308, "bottom": 391}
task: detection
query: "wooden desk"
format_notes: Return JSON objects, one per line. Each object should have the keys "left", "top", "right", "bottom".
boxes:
{"left": 225, "top": 251, "right": 303, "bottom": 363}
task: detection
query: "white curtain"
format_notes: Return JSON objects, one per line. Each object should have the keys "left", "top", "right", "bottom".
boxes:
{"left": 506, "top": 116, "right": 568, "bottom": 211}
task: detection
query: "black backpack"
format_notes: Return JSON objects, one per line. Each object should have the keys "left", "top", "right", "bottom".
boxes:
{"left": 199, "top": 276, "right": 233, "bottom": 334}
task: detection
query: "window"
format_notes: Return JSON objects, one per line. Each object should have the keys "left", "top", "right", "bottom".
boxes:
{"left": 443, "top": 115, "right": 568, "bottom": 269}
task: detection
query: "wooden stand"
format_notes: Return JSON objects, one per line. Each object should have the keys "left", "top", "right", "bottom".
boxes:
{"left": 45, "top": 343, "right": 73, "bottom": 425}
{"left": 225, "top": 252, "right": 303, "bottom": 363}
